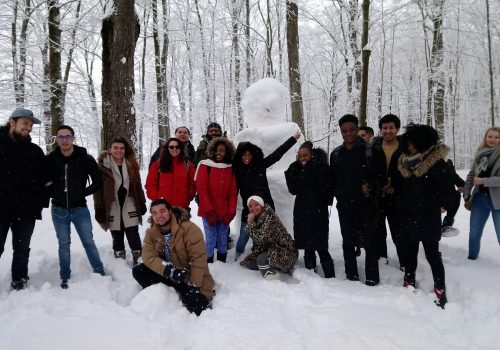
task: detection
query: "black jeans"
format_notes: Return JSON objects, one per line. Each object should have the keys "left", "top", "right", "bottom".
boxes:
{"left": 0, "top": 216, "right": 36, "bottom": 281}
{"left": 376, "top": 195, "right": 405, "bottom": 267}
{"left": 337, "top": 200, "right": 379, "bottom": 283}
{"left": 132, "top": 263, "right": 210, "bottom": 316}
{"left": 304, "top": 249, "right": 335, "bottom": 278}
{"left": 404, "top": 240, "right": 445, "bottom": 289}
{"left": 111, "top": 225, "right": 142, "bottom": 251}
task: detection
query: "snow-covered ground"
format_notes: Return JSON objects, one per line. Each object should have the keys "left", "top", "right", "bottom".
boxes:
{"left": 1, "top": 170, "right": 499, "bottom": 350}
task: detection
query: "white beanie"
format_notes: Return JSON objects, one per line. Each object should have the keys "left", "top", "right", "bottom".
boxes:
{"left": 247, "top": 195, "right": 264, "bottom": 207}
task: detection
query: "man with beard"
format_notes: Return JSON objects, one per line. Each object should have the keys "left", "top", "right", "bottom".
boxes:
{"left": 132, "top": 198, "right": 215, "bottom": 316}
{"left": 0, "top": 109, "right": 49, "bottom": 290}
{"left": 193, "top": 122, "right": 223, "bottom": 164}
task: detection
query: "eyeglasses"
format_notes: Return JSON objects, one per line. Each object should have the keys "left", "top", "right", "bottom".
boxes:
{"left": 168, "top": 145, "right": 180, "bottom": 150}
{"left": 56, "top": 135, "right": 75, "bottom": 141}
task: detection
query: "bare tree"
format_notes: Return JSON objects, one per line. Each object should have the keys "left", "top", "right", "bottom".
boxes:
{"left": 358, "top": 0, "right": 370, "bottom": 126}
{"left": 47, "top": 0, "right": 63, "bottom": 138}
{"left": 486, "top": 0, "right": 495, "bottom": 126}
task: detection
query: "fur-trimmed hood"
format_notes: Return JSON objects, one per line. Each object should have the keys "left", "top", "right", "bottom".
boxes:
{"left": 398, "top": 144, "right": 449, "bottom": 178}
{"left": 206, "top": 137, "right": 235, "bottom": 161}
{"left": 232, "top": 141, "right": 264, "bottom": 169}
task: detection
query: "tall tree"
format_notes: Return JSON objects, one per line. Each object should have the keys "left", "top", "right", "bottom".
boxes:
{"left": 358, "top": 0, "right": 370, "bottom": 126}
{"left": 101, "top": 0, "right": 140, "bottom": 150}
{"left": 286, "top": 0, "right": 304, "bottom": 132}
{"left": 485, "top": 0, "right": 495, "bottom": 126}
{"left": 47, "top": 0, "right": 63, "bottom": 138}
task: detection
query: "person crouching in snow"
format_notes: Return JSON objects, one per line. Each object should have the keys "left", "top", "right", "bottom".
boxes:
{"left": 195, "top": 137, "right": 237, "bottom": 263}
{"left": 285, "top": 141, "right": 335, "bottom": 278}
{"left": 392, "top": 124, "right": 454, "bottom": 309}
{"left": 240, "top": 196, "right": 298, "bottom": 280}
{"left": 132, "top": 199, "right": 214, "bottom": 316}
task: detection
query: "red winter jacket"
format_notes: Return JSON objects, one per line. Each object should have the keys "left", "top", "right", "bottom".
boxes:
{"left": 196, "top": 164, "right": 237, "bottom": 223}
{"left": 145, "top": 157, "right": 196, "bottom": 208}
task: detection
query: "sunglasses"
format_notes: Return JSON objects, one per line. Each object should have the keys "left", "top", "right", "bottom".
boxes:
{"left": 168, "top": 145, "right": 180, "bottom": 150}
{"left": 56, "top": 135, "right": 75, "bottom": 141}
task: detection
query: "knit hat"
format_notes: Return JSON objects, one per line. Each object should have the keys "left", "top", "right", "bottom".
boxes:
{"left": 247, "top": 195, "right": 264, "bottom": 207}
{"left": 10, "top": 108, "right": 41, "bottom": 124}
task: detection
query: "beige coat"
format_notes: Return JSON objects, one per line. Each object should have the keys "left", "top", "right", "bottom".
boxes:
{"left": 142, "top": 207, "right": 215, "bottom": 299}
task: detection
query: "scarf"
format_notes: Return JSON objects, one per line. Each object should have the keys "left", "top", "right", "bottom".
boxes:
{"left": 401, "top": 144, "right": 438, "bottom": 170}
{"left": 194, "top": 159, "right": 232, "bottom": 181}
{"left": 474, "top": 147, "right": 500, "bottom": 175}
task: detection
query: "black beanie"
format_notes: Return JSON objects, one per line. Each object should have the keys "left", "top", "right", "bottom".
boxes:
{"left": 338, "top": 114, "right": 359, "bottom": 127}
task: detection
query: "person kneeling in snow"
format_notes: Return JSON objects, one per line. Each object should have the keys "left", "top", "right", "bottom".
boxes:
{"left": 132, "top": 198, "right": 215, "bottom": 316}
{"left": 240, "top": 196, "right": 298, "bottom": 280}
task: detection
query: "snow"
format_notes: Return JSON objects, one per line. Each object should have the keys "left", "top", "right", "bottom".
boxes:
{"left": 1, "top": 171, "right": 500, "bottom": 350}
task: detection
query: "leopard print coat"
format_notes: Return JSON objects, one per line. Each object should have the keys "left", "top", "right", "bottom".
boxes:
{"left": 240, "top": 204, "right": 298, "bottom": 272}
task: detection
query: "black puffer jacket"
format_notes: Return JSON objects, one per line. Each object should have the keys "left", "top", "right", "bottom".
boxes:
{"left": 232, "top": 136, "right": 297, "bottom": 222}
{"left": 46, "top": 145, "right": 102, "bottom": 208}
{"left": 392, "top": 144, "right": 454, "bottom": 241}
{"left": 0, "top": 125, "right": 49, "bottom": 219}
{"left": 285, "top": 148, "right": 330, "bottom": 250}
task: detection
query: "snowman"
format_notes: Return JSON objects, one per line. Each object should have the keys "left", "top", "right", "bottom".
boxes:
{"left": 233, "top": 78, "right": 303, "bottom": 233}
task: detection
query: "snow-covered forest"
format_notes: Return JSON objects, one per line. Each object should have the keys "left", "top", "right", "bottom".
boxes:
{"left": 1, "top": 0, "right": 498, "bottom": 167}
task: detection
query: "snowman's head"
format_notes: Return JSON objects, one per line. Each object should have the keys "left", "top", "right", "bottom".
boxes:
{"left": 242, "top": 78, "right": 288, "bottom": 128}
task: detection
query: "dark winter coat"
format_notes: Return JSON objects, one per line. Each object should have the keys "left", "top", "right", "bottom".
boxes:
{"left": 371, "top": 136, "right": 404, "bottom": 179}
{"left": 446, "top": 159, "right": 465, "bottom": 188}
{"left": 241, "top": 204, "right": 298, "bottom": 272}
{"left": 46, "top": 145, "right": 103, "bottom": 208}
{"left": 285, "top": 148, "right": 330, "bottom": 250}
{"left": 142, "top": 207, "right": 215, "bottom": 299}
{"left": 0, "top": 125, "right": 49, "bottom": 220}
{"left": 193, "top": 137, "right": 210, "bottom": 165}
{"left": 94, "top": 151, "right": 147, "bottom": 231}
{"left": 329, "top": 137, "right": 385, "bottom": 207}
{"left": 392, "top": 144, "right": 454, "bottom": 242}
{"left": 233, "top": 136, "right": 297, "bottom": 222}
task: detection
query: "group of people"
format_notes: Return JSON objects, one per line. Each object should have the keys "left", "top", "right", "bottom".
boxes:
{"left": 2, "top": 108, "right": 500, "bottom": 315}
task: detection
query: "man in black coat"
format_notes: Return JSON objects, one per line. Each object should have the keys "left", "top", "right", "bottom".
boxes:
{"left": 46, "top": 125, "right": 105, "bottom": 289}
{"left": 329, "top": 114, "right": 384, "bottom": 286}
{"left": 371, "top": 114, "right": 405, "bottom": 268}
{"left": 0, "top": 109, "right": 49, "bottom": 290}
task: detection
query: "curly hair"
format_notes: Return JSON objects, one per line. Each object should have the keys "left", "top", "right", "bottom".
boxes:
{"left": 158, "top": 138, "right": 186, "bottom": 173}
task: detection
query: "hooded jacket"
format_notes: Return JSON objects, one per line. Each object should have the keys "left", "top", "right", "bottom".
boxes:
{"left": 46, "top": 145, "right": 102, "bottom": 208}
{"left": 142, "top": 207, "right": 215, "bottom": 299}
{"left": 0, "top": 125, "right": 49, "bottom": 219}
{"left": 94, "top": 151, "right": 147, "bottom": 231}
{"left": 233, "top": 136, "right": 297, "bottom": 222}
{"left": 393, "top": 144, "right": 454, "bottom": 241}
{"left": 285, "top": 148, "right": 330, "bottom": 250}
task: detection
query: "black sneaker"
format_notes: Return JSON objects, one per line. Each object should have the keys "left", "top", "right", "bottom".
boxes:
{"left": 61, "top": 280, "right": 69, "bottom": 289}
{"left": 11, "top": 277, "right": 28, "bottom": 291}
{"left": 365, "top": 280, "right": 378, "bottom": 286}
{"left": 346, "top": 274, "right": 360, "bottom": 282}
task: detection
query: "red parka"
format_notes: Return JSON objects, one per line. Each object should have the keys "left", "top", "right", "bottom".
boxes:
{"left": 145, "top": 157, "right": 196, "bottom": 208}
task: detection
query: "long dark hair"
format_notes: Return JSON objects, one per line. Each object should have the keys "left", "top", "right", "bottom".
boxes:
{"left": 109, "top": 136, "right": 140, "bottom": 184}
{"left": 159, "top": 137, "right": 186, "bottom": 173}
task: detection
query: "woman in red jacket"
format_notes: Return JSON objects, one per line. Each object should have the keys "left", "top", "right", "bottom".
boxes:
{"left": 195, "top": 137, "right": 237, "bottom": 263}
{"left": 146, "top": 138, "right": 196, "bottom": 210}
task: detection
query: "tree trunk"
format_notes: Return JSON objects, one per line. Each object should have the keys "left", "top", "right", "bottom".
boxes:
{"left": 359, "top": 0, "right": 370, "bottom": 126}
{"left": 286, "top": 1, "right": 305, "bottom": 132}
{"left": 47, "top": 0, "right": 64, "bottom": 142}
{"left": 12, "top": 0, "right": 32, "bottom": 107}
{"left": 232, "top": 0, "right": 243, "bottom": 131}
{"left": 101, "top": 0, "right": 140, "bottom": 150}
{"left": 41, "top": 38, "right": 52, "bottom": 153}
{"left": 486, "top": 0, "right": 495, "bottom": 126}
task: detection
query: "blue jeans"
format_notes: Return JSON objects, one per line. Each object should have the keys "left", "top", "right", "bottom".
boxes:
{"left": 235, "top": 222, "right": 249, "bottom": 254}
{"left": 202, "top": 218, "right": 228, "bottom": 258}
{"left": 468, "top": 193, "right": 500, "bottom": 258}
{"left": 51, "top": 206, "right": 105, "bottom": 280}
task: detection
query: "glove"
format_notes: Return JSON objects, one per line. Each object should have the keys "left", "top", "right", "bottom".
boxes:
{"left": 163, "top": 263, "right": 188, "bottom": 283}
{"left": 186, "top": 283, "right": 201, "bottom": 297}
{"left": 95, "top": 208, "right": 107, "bottom": 223}
{"left": 140, "top": 202, "right": 147, "bottom": 216}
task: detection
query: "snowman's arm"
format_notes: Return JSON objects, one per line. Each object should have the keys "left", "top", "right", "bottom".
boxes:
{"left": 263, "top": 136, "right": 298, "bottom": 169}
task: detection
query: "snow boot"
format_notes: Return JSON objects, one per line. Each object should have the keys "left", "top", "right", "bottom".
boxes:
{"left": 434, "top": 288, "right": 447, "bottom": 309}
{"left": 257, "top": 253, "right": 279, "bottom": 281}
{"left": 131, "top": 250, "right": 142, "bottom": 267}
{"left": 207, "top": 256, "right": 214, "bottom": 264}
{"left": 217, "top": 252, "right": 227, "bottom": 263}
{"left": 114, "top": 250, "right": 126, "bottom": 260}
{"left": 60, "top": 280, "right": 69, "bottom": 289}
{"left": 10, "top": 277, "right": 28, "bottom": 291}
{"left": 403, "top": 274, "right": 416, "bottom": 288}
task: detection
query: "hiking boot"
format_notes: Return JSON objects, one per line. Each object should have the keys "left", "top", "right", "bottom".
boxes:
{"left": 61, "top": 280, "right": 69, "bottom": 289}
{"left": 434, "top": 288, "right": 447, "bottom": 309}
{"left": 114, "top": 250, "right": 126, "bottom": 260}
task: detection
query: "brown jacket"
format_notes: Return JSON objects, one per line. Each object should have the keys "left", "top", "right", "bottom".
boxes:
{"left": 94, "top": 151, "right": 147, "bottom": 231}
{"left": 142, "top": 207, "right": 215, "bottom": 299}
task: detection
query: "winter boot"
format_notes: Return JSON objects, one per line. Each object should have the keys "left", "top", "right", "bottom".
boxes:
{"left": 10, "top": 277, "right": 28, "bottom": 291}
{"left": 256, "top": 253, "right": 279, "bottom": 281}
{"left": 403, "top": 274, "right": 416, "bottom": 288}
{"left": 217, "top": 251, "right": 227, "bottom": 263}
{"left": 207, "top": 256, "right": 214, "bottom": 264}
{"left": 114, "top": 250, "right": 126, "bottom": 260}
{"left": 60, "top": 280, "right": 69, "bottom": 289}
{"left": 320, "top": 258, "right": 335, "bottom": 279}
{"left": 131, "top": 250, "right": 142, "bottom": 267}
{"left": 434, "top": 288, "right": 447, "bottom": 309}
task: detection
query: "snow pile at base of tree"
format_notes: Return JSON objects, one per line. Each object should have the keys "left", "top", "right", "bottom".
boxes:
{"left": 1, "top": 171, "right": 499, "bottom": 350}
